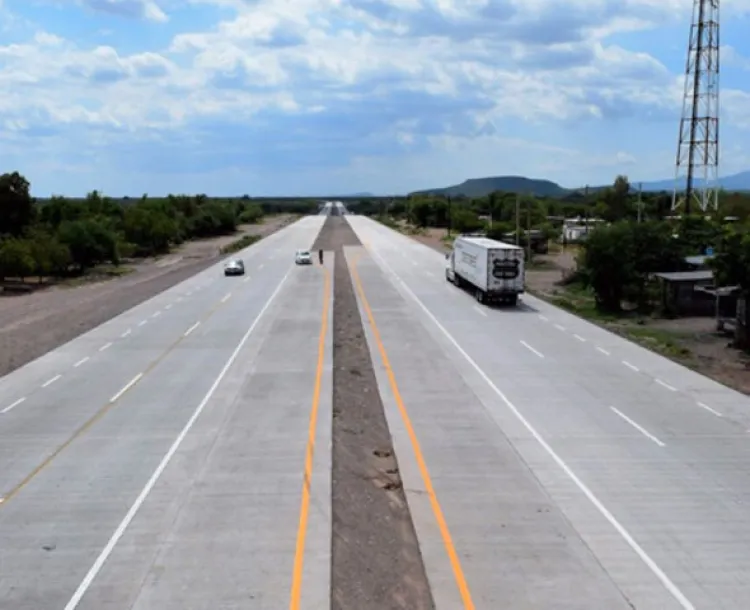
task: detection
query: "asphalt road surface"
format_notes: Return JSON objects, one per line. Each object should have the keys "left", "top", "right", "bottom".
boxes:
{"left": 1, "top": 213, "right": 749, "bottom": 609}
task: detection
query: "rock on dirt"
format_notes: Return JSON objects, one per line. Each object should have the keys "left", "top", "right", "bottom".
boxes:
{"left": 312, "top": 217, "right": 435, "bottom": 610}
{"left": 0, "top": 216, "right": 294, "bottom": 378}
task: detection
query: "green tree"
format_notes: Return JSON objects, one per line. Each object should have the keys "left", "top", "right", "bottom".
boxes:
{"left": 0, "top": 172, "right": 34, "bottom": 236}
{"left": 0, "top": 238, "right": 35, "bottom": 280}
{"left": 57, "top": 219, "right": 119, "bottom": 271}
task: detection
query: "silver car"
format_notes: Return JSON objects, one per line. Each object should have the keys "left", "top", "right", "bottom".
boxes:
{"left": 224, "top": 259, "right": 245, "bottom": 276}
{"left": 295, "top": 250, "right": 312, "bottom": 265}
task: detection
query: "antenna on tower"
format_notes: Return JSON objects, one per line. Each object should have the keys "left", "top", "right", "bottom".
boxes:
{"left": 672, "top": 0, "right": 720, "bottom": 214}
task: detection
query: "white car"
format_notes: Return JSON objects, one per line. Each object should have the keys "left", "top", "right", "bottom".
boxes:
{"left": 295, "top": 250, "right": 312, "bottom": 265}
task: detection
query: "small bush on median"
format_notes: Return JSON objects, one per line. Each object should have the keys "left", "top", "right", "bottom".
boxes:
{"left": 220, "top": 234, "right": 261, "bottom": 255}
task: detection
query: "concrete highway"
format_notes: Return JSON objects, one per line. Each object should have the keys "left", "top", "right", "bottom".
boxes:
{"left": 1, "top": 210, "right": 749, "bottom": 609}
{"left": 346, "top": 215, "right": 750, "bottom": 610}
{"left": 0, "top": 216, "right": 332, "bottom": 609}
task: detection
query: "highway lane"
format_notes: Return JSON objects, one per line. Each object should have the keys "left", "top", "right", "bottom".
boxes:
{"left": 0, "top": 216, "right": 331, "bottom": 609}
{"left": 347, "top": 215, "right": 750, "bottom": 609}
{"left": 0, "top": 218, "right": 313, "bottom": 412}
{"left": 0, "top": 218, "right": 321, "bottom": 494}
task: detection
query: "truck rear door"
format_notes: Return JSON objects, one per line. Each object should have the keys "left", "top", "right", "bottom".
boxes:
{"left": 488, "top": 248, "right": 524, "bottom": 292}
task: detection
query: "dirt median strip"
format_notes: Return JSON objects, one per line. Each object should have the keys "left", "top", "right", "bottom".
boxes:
{"left": 311, "top": 216, "right": 435, "bottom": 610}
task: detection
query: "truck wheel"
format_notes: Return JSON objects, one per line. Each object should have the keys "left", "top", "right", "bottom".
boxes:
{"left": 475, "top": 289, "right": 484, "bottom": 303}
{"left": 508, "top": 294, "right": 518, "bottom": 306}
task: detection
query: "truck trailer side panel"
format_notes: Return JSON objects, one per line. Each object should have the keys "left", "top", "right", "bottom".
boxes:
{"left": 454, "top": 238, "right": 490, "bottom": 292}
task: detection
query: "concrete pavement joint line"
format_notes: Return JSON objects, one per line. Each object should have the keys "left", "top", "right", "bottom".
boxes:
{"left": 352, "top": 256, "right": 476, "bottom": 610}
{"left": 99, "top": 342, "right": 112, "bottom": 352}
{"left": 366, "top": 246, "right": 695, "bottom": 610}
{"left": 290, "top": 266, "right": 330, "bottom": 609}
{"left": 697, "top": 401, "right": 722, "bottom": 417}
{"left": 623, "top": 360, "right": 639, "bottom": 372}
{"left": 110, "top": 373, "right": 143, "bottom": 403}
{"left": 184, "top": 321, "right": 200, "bottom": 337}
{"left": 62, "top": 266, "right": 294, "bottom": 610}
{"left": 0, "top": 286, "right": 237, "bottom": 509}
{"left": 1, "top": 397, "right": 25, "bottom": 414}
{"left": 74, "top": 357, "right": 90, "bottom": 367}
{"left": 655, "top": 379, "right": 677, "bottom": 392}
{"left": 520, "top": 340, "right": 544, "bottom": 358}
{"left": 42, "top": 374, "right": 62, "bottom": 388}
{"left": 473, "top": 305, "right": 487, "bottom": 316}
{"left": 610, "top": 407, "right": 666, "bottom": 447}
{"left": 596, "top": 347, "right": 610, "bottom": 356}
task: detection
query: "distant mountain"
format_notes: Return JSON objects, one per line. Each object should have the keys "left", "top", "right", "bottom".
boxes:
{"left": 410, "top": 170, "right": 750, "bottom": 199}
{"left": 411, "top": 176, "right": 570, "bottom": 198}
{"left": 638, "top": 171, "right": 750, "bottom": 192}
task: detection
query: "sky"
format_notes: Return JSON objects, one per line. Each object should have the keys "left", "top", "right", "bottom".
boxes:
{"left": 1, "top": 0, "right": 750, "bottom": 197}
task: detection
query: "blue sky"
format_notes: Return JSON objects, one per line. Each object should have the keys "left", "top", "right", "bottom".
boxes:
{"left": 1, "top": 0, "right": 749, "bottom": 196}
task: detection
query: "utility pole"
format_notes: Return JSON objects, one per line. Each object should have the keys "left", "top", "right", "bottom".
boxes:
{"left": 637, "top": 182, "right": 643, "bottom": 222}
{"left": 515, "top": 193, "right": 520, "bottom": 246}
{"left": 673, "top": 0, "right": 720, "bottom": 214}
{"left": 526, "top": 194, "right": 532, "bottom": 262}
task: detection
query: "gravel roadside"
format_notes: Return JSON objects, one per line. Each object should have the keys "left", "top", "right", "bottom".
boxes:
{"left": 312, "top": 216, "right": 435, "bottom": 610}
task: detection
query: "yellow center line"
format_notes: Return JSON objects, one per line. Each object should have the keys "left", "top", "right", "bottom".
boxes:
{"left": 289, "top": 265, "right": 331, "bottom": 609}
{"left": 351, "top": 253, "right": 476, "bottom": 610}
{"left": 0, "top": 293, "right": 233, "bottom": 507}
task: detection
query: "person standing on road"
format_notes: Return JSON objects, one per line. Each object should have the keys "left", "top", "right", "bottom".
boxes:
{"left": 319, "top": 249, "right": 324, "bottom": 264}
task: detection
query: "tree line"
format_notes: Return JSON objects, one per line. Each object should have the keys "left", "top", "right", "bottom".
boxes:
{"left": 348, "top": 174, "right": 750, "bottom": 313}
{"left": 0, "top": 171, "right": 318, "bottom": 282}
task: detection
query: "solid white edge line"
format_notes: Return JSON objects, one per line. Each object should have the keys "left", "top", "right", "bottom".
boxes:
{"left": 42, "top": 374, "right": 61, "bottom": 388}
{"left": 365, "top": 243, "right": 694, "bottom": 610}
{"left": 473, "top": 305, "right": 487, "bottom": 316}
{"left": 520, "top": 340, "right": 544, "bottom": 358}
{"left": 610, "top": 407, "right": 666, "bottom": 447}
{"left": 74, "top": 357, "right": 90, "bottom": 367}
{"left": 655, "top": 379, "right": 676, "bottom": 392}
{"left": 63, "top": 266, "right": 293, "bottom": 610}
{"left": 109, "top": 373, "right": 143, "bottom": 403}
{"left": 184, "top": 321, "right": 200, "bottom": 337}
{"left": 1, "top": 397, "right": 25, "bottom": 414}
{"left": 697, "top": 402, "right": 722, "bottom": 417}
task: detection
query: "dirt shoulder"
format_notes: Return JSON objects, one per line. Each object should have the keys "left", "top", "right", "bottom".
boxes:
{"left": 391, "top": 221, "right": 750, "bottom": 396}
{"left": 0, "top": 215, "right": 295, "bottom": 377}
{"left": 312, "top": 217, "right": 434, "bottom": 610}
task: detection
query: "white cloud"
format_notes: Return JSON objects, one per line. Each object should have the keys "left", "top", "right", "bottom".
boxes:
{"left": 0, "top": 0, "right": 747, "bottom": 194}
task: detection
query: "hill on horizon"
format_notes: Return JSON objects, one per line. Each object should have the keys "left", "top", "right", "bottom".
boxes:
{"left": 411, "top": 171, "right": 750, "bottom": 198}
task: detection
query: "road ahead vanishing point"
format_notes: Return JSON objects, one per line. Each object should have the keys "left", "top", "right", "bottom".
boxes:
{"left": 1, "top": 213, "right": 750, "bottom": 609}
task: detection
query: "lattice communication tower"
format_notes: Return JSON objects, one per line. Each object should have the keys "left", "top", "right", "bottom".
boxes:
{"left": 672, "top": 0, "right": 720, "bottom": 213}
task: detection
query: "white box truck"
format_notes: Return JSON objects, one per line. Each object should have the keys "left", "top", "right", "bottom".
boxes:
{"left": 445, "top": 235, "right": 525, "bottom": 305}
